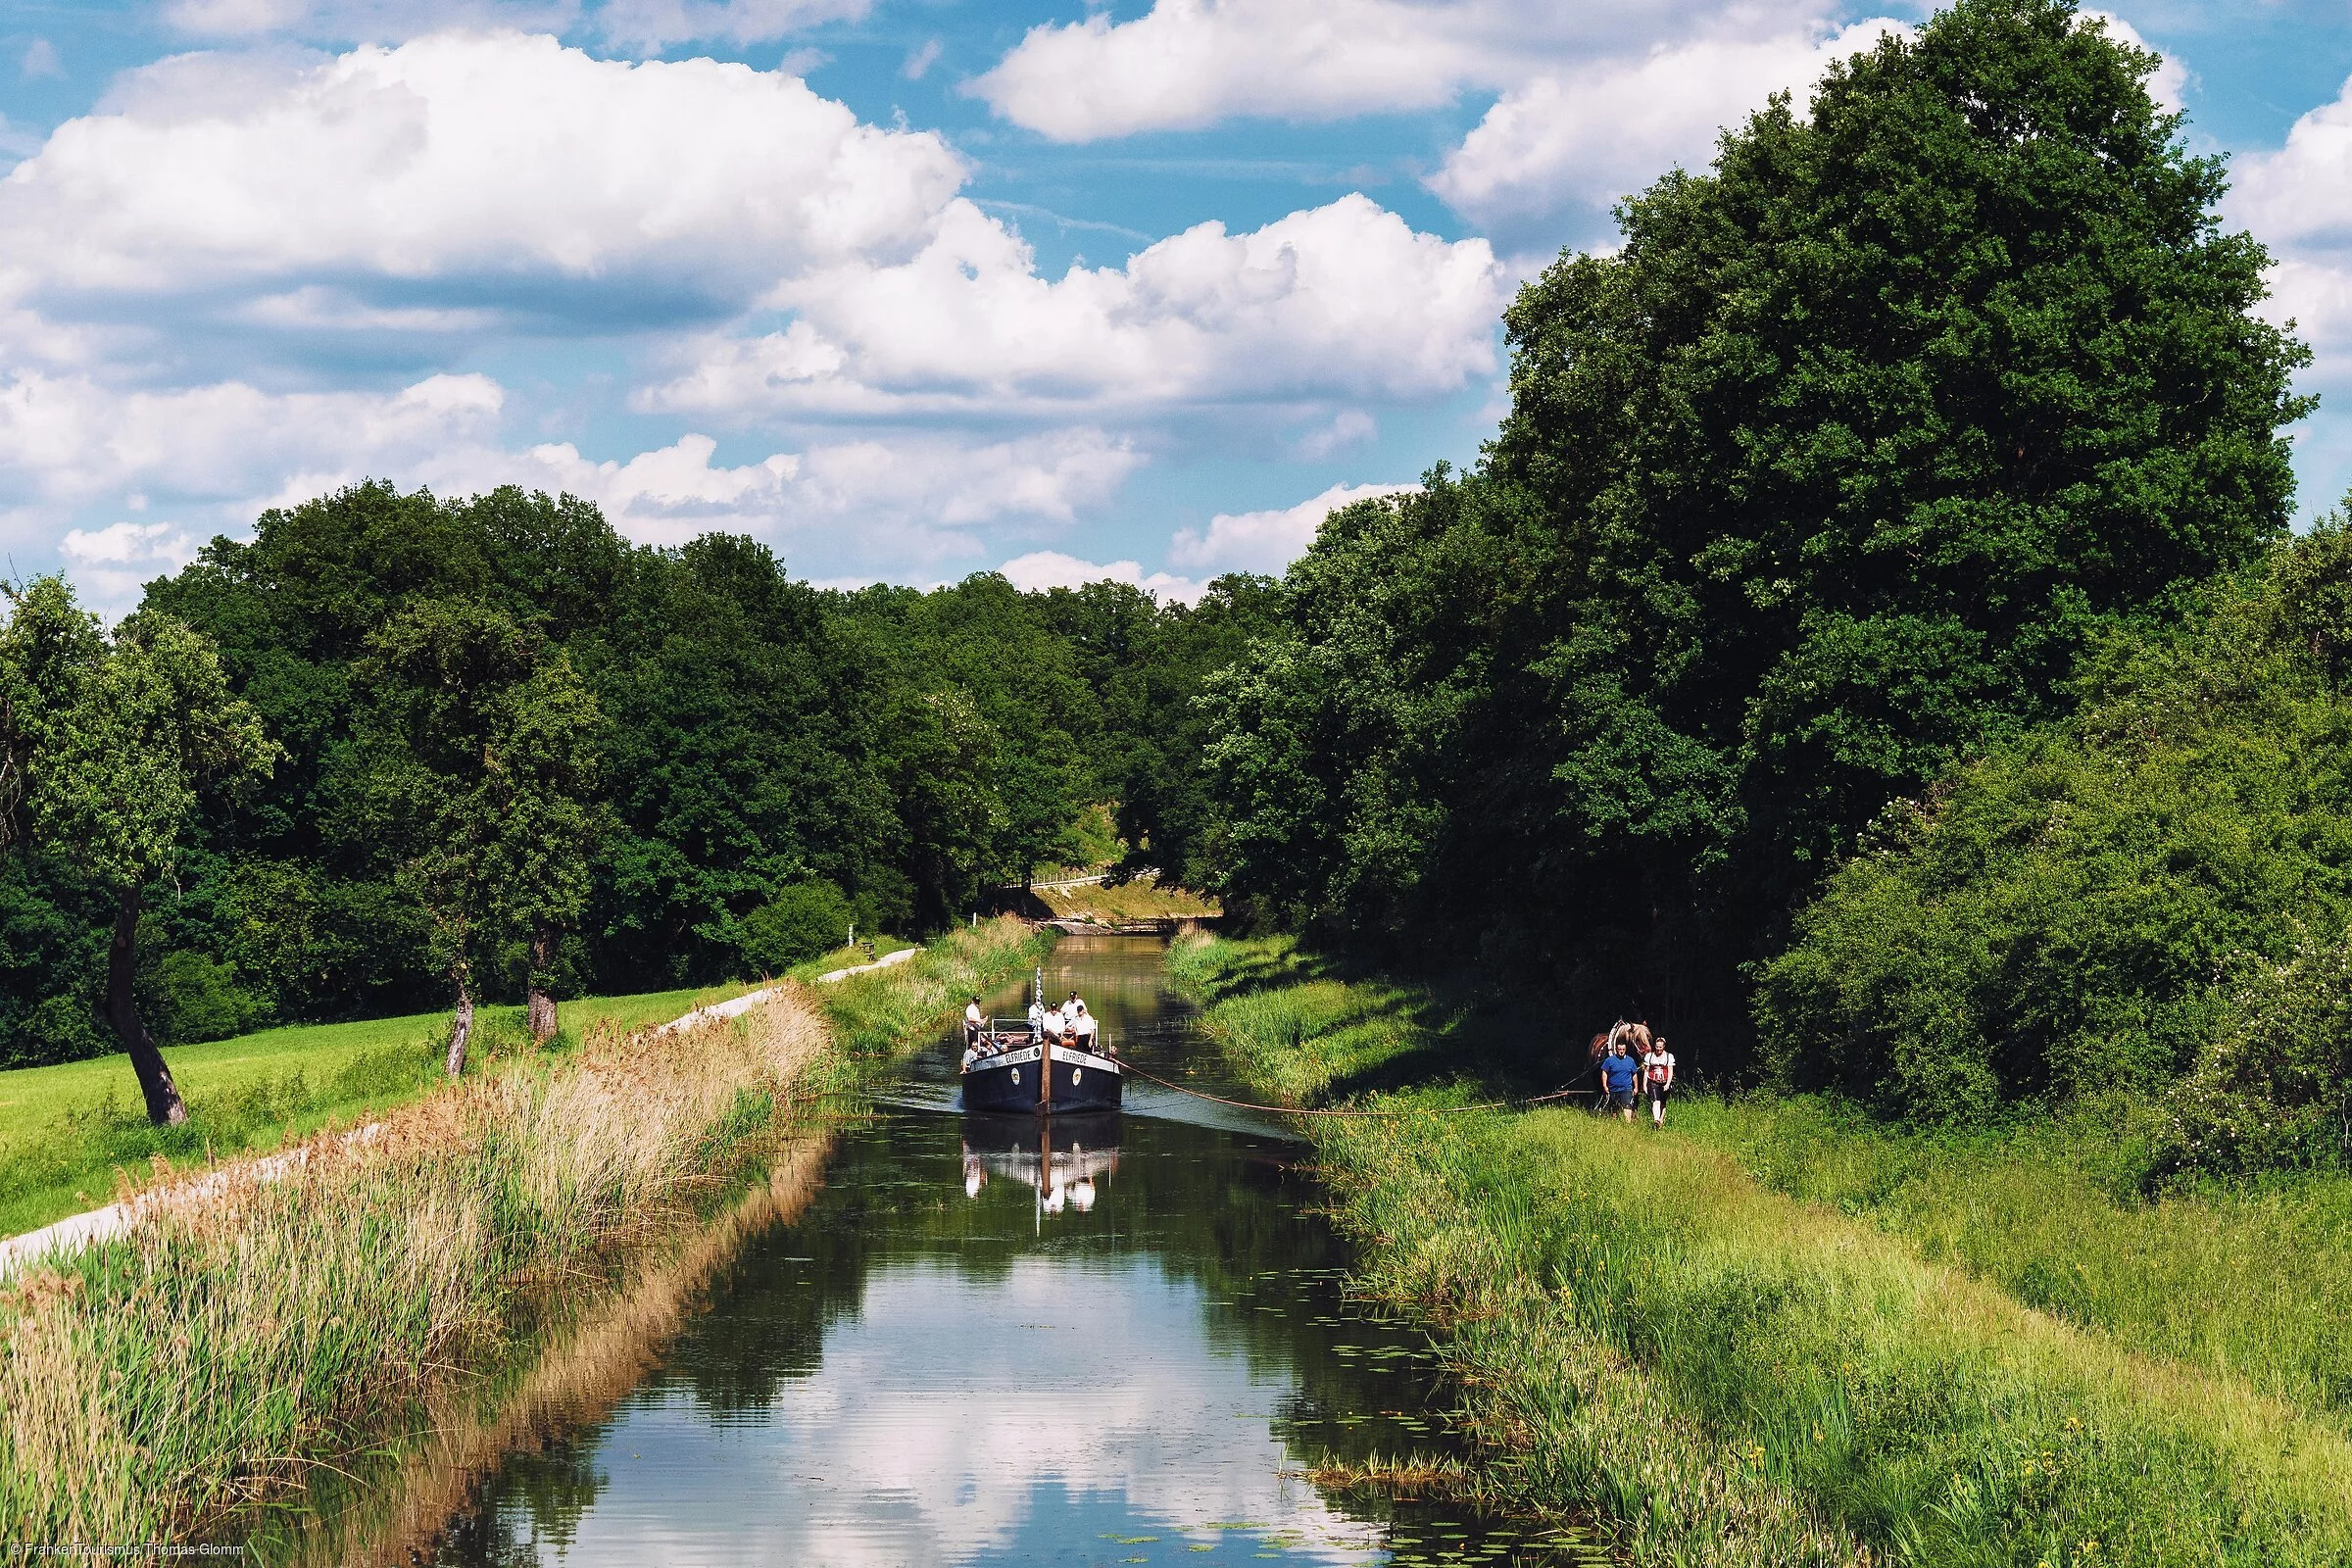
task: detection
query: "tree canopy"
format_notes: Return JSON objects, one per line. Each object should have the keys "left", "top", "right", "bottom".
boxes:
{"left": 0, "top": 485, "right": 1276, "bottom": 1071}
{"left": 1200, "top": 0, "right": 2309, "bottom": 1052}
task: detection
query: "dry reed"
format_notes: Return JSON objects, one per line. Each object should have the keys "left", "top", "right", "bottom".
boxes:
{"left": 0, "top": 991, "right": 828, "bottom": 1547}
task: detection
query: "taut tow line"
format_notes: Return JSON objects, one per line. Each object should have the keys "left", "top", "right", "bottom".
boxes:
{"left": 1114, "top": 1057, "right": 1594, "bottom": 1118}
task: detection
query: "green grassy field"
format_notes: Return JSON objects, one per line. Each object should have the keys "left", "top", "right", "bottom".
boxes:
{"left": 784, "top": 935, "right": 917, "bottom": 981}
{"left": 0, "top": 979, "right": 761, "bottom": 1239}
{"left": 1168, "top": 933, "right": 2352, "bottom": 1567}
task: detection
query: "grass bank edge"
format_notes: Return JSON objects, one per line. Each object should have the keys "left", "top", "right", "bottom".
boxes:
{"left": 0, "top": 981, "right": 775, "bottom": 1240}
{"left": 1167, "top": 932, "right": 2352, "bottom": 1567}
{"left": 0, "top": 917, "right": 1041, "bottom": 1545}
{"left": 0, "top": 920, "right": 1024, "bottom": 1241}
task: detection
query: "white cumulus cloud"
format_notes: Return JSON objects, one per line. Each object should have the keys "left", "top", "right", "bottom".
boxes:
{"left": 1167, "top": 480, "right": 1416, "bottom": 576}
{"left": 997, "top": 551, "right": 1204, "bottom": 604}
{"left": 60, "top": 521, "right": 204, "bottom": 617}
{"left": 968, "top": 0, "right": 1749, "bottom": 142}
{"left": 511, "top": 427, "right": 1142, "bottom": 554}
{"left": 1432, "top": 20, "right": 1904, "bottom": 230}
{"left": 0, "top": 31, "right": 962, "bottom": 312}
{"left": 2234, "top": 72, "right": 2352, "bottom": 385}
{"left": 0, "top": 369, "right": 504, "bottom": 510}
{"left": 648, "top": 194, "right": 1505, "bottom": 419}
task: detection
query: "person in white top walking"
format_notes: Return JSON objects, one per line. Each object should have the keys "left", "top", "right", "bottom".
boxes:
{"left": 1642, "top": 1039, "right": 1676, "bottom": 1127}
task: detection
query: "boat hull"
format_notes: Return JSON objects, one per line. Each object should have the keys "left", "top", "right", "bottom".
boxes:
{"left": 961, "top": 1042, "right": 1122, "bottom": 1114}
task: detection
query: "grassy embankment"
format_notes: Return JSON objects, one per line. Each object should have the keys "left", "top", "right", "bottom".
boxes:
{"left": 1169, "top": 933, "right": 2352, "bottom": 1568}
{"left": 1035, "top": 873, "right": 1220, "bottom": 925}
{"left": 0, "top": 916, "right": 1045, "bottom": 1547}
{"left": 0, "top": 936, "right": 937, "bottom": 1241}
{"left": 0, "top": 982, "right": 771, "bottom": 1240}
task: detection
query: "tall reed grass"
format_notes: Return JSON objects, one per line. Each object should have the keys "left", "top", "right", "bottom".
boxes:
{"left": 0, "top": 917, "right": 1046, "bottom": 1548}
{"left": 1175, "top": 934, "right": 2352, "bottom": 1567}
{"left": 287, "top": 1134, "right": 839, "bottom": 1567}
{"left": 816, "top": 915, "right": 1054, "bottom": 1060}
{"left": 0, "top": 992, "right": 826, "bottom": 1545}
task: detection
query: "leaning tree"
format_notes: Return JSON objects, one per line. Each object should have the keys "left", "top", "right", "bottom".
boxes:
{"left": 1, "top": 580, "right": 276, "bottom": 1123}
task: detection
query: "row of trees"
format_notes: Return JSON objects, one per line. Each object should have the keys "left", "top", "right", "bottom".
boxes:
{"left": 0, "top": 485, "right": 1276, "bottom": 1118}
{"left": 14, "top": 0, "right": 2341, "bottom": 1163}
{"left": 1195, "top": 0, "right": 2312, "bottom": 1064}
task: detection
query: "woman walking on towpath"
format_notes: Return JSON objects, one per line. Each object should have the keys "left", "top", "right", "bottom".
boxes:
{"left": 1642, "top": 1038, "right": 1675, "bottom": 1128}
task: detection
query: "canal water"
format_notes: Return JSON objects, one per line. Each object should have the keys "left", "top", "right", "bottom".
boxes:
{"left": 419, "top": 936, "right": 1592, "bottom": 1568}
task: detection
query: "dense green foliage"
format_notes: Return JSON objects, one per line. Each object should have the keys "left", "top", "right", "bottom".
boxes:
{"left": 1758, "top": 521, "right": 2352, "bottom": 1160}
{"left": 0, "top": 581, "right": 278, "bottom": 1114}
{"left": 1200, "top": 0, "right": 2309, "bottom": 1051}
{"left": 0, "top": 487, "right": 1273, "bottom": 1067}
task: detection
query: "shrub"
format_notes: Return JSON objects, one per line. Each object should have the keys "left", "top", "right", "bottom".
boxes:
{"left": 1757, "top": 516, "right": 2352, "bottom": 1126}
{"left": 141, "top": 951, "right": 270, "bottom": 1045}
{"left": 2161, "top": 930, "right": 2352, "bottom": 1178}
{"left": 733, "top": 880, "right": 854, "bottom": 975}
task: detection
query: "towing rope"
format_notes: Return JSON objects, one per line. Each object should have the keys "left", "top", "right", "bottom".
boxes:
{"left": 1114, "top": 1056, "right": 1595, "bottom": 1118}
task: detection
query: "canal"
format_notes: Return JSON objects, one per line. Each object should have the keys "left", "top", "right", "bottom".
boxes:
{"left": 414, "top": 935, "right": 1592, "bottom": 1567}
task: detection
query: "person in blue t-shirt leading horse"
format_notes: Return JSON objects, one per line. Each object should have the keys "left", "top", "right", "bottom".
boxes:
{"left": 1597, "top": 1034, "right": 1642, "bottom": 1123}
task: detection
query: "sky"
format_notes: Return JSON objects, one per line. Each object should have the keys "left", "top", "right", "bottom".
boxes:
{"left": 2, "top": 1, "right": 2351, "bottom": 613}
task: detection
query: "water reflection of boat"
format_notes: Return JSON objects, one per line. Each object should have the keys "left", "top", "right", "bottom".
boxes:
{"left": 959, "top": 967, "right": 1122, "bottom": 1115}
{"left": 961, "top": 1112, "right": 1121, "bottom": 1214}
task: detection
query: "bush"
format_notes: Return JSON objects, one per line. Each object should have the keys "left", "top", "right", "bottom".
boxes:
{"left": 734, "top": 880, "right": 854, "bottom": 975}
{"left": 142, "top": 950, "right": 270, "bottom": 1045}
{"left": 1757, "top": 517, "right": 2352, "bottom": 1126}
{"left": 2160, "top": 931, "right": 2352, "bottom": 1178}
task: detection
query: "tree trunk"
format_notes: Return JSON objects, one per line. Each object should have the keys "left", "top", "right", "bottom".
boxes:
{"left": 446, "top": 971, "right": 475, "bottom": 1078}
{"left": 526, "top": 928, "right": 558, "bottom": 1042}
{"left": 108, "top": 887, "right": 186, "bottom": 1126}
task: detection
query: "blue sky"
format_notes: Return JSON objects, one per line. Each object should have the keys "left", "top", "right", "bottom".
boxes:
{"left": 2, "top": 0, "right": 2350, "bottom": 612}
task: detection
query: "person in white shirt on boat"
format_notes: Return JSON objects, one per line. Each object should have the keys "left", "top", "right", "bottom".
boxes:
{"left": 1071, "top": 1001, "right": 1099, "bottom": 1053}
{"left": 964, "top": 996, "right": 984, "bottom": 1047}
{"left": 1027, "top": 998, "right": 1045, "bottom": 1035}
{"left": 1042, "top": 1002, "right": 1065, "bottom": 1041}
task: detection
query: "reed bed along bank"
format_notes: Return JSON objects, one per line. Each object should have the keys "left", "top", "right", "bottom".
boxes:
{"left": 1170, "top": 934, "right": 2352, "bottom": 1568}
{"left": 816, "top": 914, "right": 1054, "bottom": 1059}
{"left": 0, "top": 916, "right": 1043, "bottom": 1549}
{"left": 0, "top": 996, "right": 824, "bottom": 1546}
{"left": 290, "top": 1136, "right": 839, "bottom": 1568}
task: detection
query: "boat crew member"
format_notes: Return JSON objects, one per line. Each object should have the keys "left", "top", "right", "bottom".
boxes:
{"left": 1028, "top": 997, "right": 1045, "bottom": 1035}
{"left": 1043, "top": 1001, "right": 1066, "bottom": 1042}
{"left": 964, "top": 995, "right": 984, "bottom": 1048}
{"left": 1072, "top": 1001, "right": 1099, "bottom": 1052}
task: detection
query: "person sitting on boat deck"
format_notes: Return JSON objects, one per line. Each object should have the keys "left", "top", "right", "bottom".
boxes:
{"left": 1042, "top": 1002, "right": 1066, "bottom": 1042}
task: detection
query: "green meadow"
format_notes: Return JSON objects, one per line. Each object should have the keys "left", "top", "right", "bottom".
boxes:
{"left": 1169, "top": 933, "right": 2352, "bottom": 1567}
{"left": 0, "top": 980, "right": 762, "bottom": 1239}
